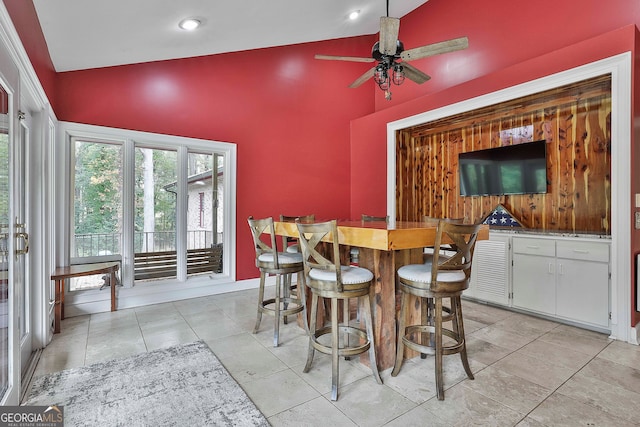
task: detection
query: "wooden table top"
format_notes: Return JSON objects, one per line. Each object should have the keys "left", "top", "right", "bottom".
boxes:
{"left": 274, "top": 220, "right": 489, "bottom": 251}
{"left": 51, "top": 261, "right": 120, "bottom": 280}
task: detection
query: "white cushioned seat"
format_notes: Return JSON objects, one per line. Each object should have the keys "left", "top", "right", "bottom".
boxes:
{"left": 285, "top": 244, "right": 300, "bottom": 253}
{"left": 309, "top": 265, "right": 374, "bottom": 284}
{"left": 397, "top": 263, "right": 465, "bottom": 283}
{"left": 258, "top": 252, "right": 302, "bottom": 265}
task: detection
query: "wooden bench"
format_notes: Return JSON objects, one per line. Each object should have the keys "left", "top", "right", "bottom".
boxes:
{"left": 51, "top": 262, "right": 120, "bottom": 333}
{"left": 134, "top": 245, "right": 223, "bottom": 281}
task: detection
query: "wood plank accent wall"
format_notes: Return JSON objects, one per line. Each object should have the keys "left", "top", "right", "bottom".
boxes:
{"left": 395, "top": 75, "right": 612, "bottom": 235}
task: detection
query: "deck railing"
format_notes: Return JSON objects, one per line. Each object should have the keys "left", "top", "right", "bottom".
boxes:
{"left": 73, "top": 231, "right": 222, "bottom": 258}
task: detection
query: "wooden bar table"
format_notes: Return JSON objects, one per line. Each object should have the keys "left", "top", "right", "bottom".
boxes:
{"left": 50, "top": 262, "right": 120, "bottom": 333}
{"left": 274, "top": 219, "right": 489, "bottom": 370}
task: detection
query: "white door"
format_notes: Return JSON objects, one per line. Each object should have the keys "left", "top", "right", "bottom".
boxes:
{"left": 0, "top": 57, "right": 20, "bottom": 404}
{"left": 16, "top": 110, "right": 31, "bottom": 374}
{"left": 0, "top": 83, "right": 12, "bottom": 403}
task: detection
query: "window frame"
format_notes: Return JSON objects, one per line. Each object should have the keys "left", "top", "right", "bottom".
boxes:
{"left": 59, "top": 122, "right": 237, "bottom": 294}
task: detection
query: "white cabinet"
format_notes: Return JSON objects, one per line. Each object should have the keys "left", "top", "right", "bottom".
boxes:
{"left": 512, "top": 237, "right": 557, "bottom": 315}
{"left": 511, "top": 236, "right": 610, "bottom": 329}
{"left": 469, "top": 234, "right": 510, "bottom": 305}
{"left": 555, "top": 240, "right": 610, "bottom": 328}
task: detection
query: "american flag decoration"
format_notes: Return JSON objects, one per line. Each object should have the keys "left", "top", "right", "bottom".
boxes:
{"left": 482, "top": 204, "right": 523, "bottom": 228}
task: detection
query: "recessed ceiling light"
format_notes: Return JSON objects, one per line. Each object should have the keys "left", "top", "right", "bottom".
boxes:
{"left": 348, "top": 10, "right": 360, "bottom": 20}
{"left": 179, "top": 18, "right": 201, "bottom": 31}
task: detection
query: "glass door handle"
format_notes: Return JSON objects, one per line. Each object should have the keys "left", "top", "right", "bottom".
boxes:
{"left": 16, "top": 231, "right": 29, "bottom": 255}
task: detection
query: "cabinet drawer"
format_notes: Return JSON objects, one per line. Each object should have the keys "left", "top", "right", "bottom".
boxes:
{"left": 556, "top": 240, "right": 609, "bottom": 262}
{"left": 512, "top": 237, "right": 555, "bottom": 256}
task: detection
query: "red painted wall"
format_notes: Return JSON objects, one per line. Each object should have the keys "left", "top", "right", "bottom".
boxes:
{"left": 3, "top": 0, "right": 56, "bottom": 105}
{"left": 54, "top": 37, "right": 375, "bottom": 280}
{"left": 5, "top": 1, "right": 640, "bottom": 324}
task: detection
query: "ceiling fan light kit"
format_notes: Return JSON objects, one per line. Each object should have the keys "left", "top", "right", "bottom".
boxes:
{"left": 315, "top": 1, "right": 468, "bottom": 100}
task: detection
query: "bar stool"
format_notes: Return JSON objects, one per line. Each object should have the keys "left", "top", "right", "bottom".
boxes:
{"left": 247, "top": 216, "right": 306, "bottom": 347}
{"left": 350, "top": 214, "right": 388, "bottom": 264}
{"left": 279, "top": 214, "right": 315, "bottom": 323}
{"left": 422, "top": 216, "right": 464, "bottom": 263}
{"left": 392, "top": 221, "right": 481, "bottom": 400}
{"left": 280, "top": 214, "right": 315, "bottom": 253}
{"left": 296, "top": 220, "right": 382, "bottom": 401}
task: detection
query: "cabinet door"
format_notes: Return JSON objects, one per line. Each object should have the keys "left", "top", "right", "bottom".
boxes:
{"left": 556, "top": 259, "right": 609, "bottom": 328}
{"left": 469, "top": 236, "right": 510, "bottom": 305}
{"left": 512, "top": 254, "right": 556, "bottom": 315}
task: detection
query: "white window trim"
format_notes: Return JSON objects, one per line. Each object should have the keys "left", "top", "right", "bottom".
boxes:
{"left": 57, "top": 121, "right": 237, "bottom": 316}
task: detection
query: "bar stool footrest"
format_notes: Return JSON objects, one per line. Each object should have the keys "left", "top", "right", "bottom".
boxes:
{"left": 310, "top": 325, "right": 371, "bottom": 357}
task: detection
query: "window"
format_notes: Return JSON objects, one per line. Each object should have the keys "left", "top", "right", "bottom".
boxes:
{"left": 72, "top": 139, "right": 123, "bottom": 259}
{"left": 65, "top": 123, "right": 236, "bottom": 290}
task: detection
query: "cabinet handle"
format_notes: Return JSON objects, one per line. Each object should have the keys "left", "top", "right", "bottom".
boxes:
{"left": 558, "top": 263, "right": 564, "bottom": 275}
{"left": 526, "top": 245, "right": 540, "bottom": 249}
{"left": 548, "top": 263, "right": 554, "bottom": 274}
{"left": 572, "top": 249, "right": 589, "bottom": 254}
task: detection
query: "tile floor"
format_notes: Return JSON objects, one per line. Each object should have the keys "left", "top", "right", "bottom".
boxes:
{"left": 32, "top": 288, "right": 640, "bottom": 426}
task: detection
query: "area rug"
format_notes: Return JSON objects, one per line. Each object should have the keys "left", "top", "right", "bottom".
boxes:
{"left": 23, "top": 340, "right": 270, "bottom": 427}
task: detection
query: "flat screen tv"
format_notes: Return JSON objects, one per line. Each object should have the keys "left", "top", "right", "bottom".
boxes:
{"left": 458, "top": 141, "right": 548, "bottom": 197}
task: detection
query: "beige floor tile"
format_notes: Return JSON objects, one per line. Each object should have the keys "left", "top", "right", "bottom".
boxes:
{"left": 381, "top": 354, "right": 485, "bottom": 405}
{"left": 462, "top": 366, "right": 552, "bottom": 414}
{"left": 513, "top": 339, "right": 594, "bottom": 370}
{"left": 489, "top": 312, "right": 559, "bottom": 337}
{"left": 537, "top": 325, "right": 611, "bottom": 356}
{"left": 514, "top": 416, "right": 547, "bottom": 426}
{"left": 58, "top": 315, "right": 90, "bottom": 337}
{"left": 528, "top": 393, "right": 637, "bottom": 427}
{"left": 579, "top": 356, "right": 640, "bottom": 394}
{"left": 291, "top": 355, "right": 373, "bottom": 396}
{"left": 33, "top": 290, "right": 640, "bottom": 426}
{"left": 421, "top": 384, "right": 525, "bottom": 426}
{"left": 383, "top": 405, "right": 450, "bottom": 427}
{"left": 205, "top": 332, "right": 289, "bottom": 384}
{"left": 557, "top": 371, "right": 640, "bottom": 423}
{"left": 465, "top": 335, "right": 513, "bottom": 365}
{"left": 172, "top": 295, "right": 220, "bottom": 315}
{"left": 242, "top": 368, "right": 320, "bottom": 418}
{"left": 597, "top": 339, "right": 640, "bottom": 370}
{"left": 468, "top": 324, "right": 535, "bottom": 351}
{"left": 84, "top": 339, "right": 147, "bottom": 365}
{"left": 143, "top": 328, "right": 199, "bottom": 351}
{"left": 491, "top": 352, "right": 576, "bottom": 389}
{"left": 268, "top": 396, "right": 358, "bottom": 427}
{"left": 331, "top": 376, "right": 417, "bottom": 427}
{"left": 266, "top": 332, "right": 312, "bottom": 368}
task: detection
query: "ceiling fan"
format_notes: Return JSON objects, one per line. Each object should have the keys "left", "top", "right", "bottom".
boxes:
{"left": 315, "top": 1, "right": 468, "bottom": 100}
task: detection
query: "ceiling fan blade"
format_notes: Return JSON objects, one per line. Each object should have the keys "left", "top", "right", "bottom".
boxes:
{"left": 402, "top": 63, "right": 431, "bottom": 84}
{"left": 349, "top": 67, "right": 376, "bottom": 88}
{"left": 315, "top": 54, "right": 375, "bottom": 63}
{"left": 400, "top": 37, "right": 469, "bottom": 62}
{"left": 379, "top": 17, "right": 400, "bottom": 56}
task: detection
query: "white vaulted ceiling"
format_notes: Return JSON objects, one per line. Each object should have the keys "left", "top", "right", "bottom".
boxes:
{"left": 32, "top": 0, "right": 430, "bottom": 72}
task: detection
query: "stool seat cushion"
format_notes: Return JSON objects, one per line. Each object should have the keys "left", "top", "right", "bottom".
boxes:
{"left": 258, "top": 252, "right": 303, "bottom": 265}
{"left": 285, "top": 244, "right": 300, "bottom": 253}
{"left": 398, "top": 263, "right": 465, "bottom": 283}
{"left": 309, "top": 265, "right": 373, "bottom": 284}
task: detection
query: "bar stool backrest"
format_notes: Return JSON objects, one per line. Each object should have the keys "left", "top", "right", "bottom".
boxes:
{"left": 361, "top": 214, "right": 389, "bottom": 222}
{"left": 295, "top": 220, "right": 343, "bottom": 293}
{"left": 429, "top": 221, "right": 481, "bottom": 293}
{"left": 247, "top": 216, "right": 280, "bottom": 269}
{"left": 280, "top": 214, "right": 315, "bottom": 252}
